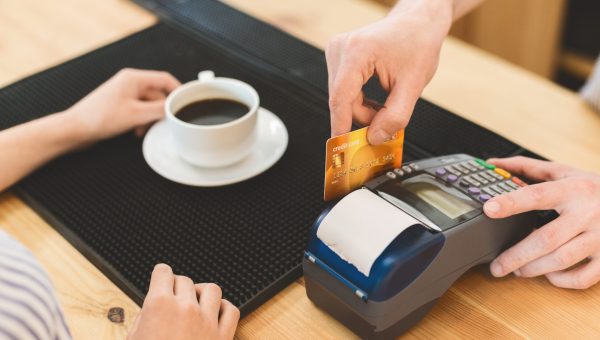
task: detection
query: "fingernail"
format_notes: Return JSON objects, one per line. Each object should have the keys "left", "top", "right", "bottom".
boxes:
{"left": 513, "top": 269, "right": 521, "bottom": 277}
{"left": 490, "top": 260, "right": 503, "bottom": 277}
{"left": 369, "top": 129, "right": 389, "bottom": 145}
{"left": 484, "top": 201, "right": 500, "bottom": 215}
{"left": 154, "top": 263, "right": 172, "bottom": 272}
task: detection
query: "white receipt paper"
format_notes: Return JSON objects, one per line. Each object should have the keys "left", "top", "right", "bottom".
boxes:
{"left": 317, "top": 189, "right": 421, "bottom": 276}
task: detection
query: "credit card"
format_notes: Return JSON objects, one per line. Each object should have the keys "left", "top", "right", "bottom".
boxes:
{"left": 324, "top": 127, "right": 404, "bottom": 201}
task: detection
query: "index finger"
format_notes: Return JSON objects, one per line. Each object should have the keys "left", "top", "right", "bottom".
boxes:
{"left": 483, "top": 180, "right": 567, "bottom": 219}
{"left": 487, "top": 156, "right": 573, "bottom": 182}
{"left": 134, "top": 70, "right": 181, "bottom": 94}
{"left": 329, "top": 61, "right": 367, "bottom": 137}
{"left": 147, "top": 263, "right": 175, "bottom": 297}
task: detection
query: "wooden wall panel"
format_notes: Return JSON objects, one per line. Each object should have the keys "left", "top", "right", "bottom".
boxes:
{"left": 374, "top": 0, "right": 568, "bottom": 78}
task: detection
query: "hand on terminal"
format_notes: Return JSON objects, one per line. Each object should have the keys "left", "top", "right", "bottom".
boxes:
{"left": 483, "top": 156, "right": 600, "bottom": 289}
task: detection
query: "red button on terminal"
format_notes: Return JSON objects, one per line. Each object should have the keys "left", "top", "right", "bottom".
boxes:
{"left": 511, "top": 176, "right": 527, "bottom": 187}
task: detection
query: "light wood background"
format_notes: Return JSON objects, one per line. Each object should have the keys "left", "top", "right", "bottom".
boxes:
{"left": 376, "top": 0, "right": 597, "bottom": 88}
{"left": 374, "top": 0, "right": 568, "bottom": 78}
{"left": 1, "top": 0, "right": 600, "bottom": 339}
{"left": 450, "top": 0, "right": 567, "bottom": 78}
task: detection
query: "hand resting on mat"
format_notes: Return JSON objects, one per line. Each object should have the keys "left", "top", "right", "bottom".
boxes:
{"left": 67, "top": 68, "right": 180, "bottom": 141}
{"left": 0, "top": 68, "right": 180, "bottom": 191}
{"left": 484, "top": 156, "right": 600, "bottom": 289}
{"left": 128, "top": 264, "right": 240, "bottom": 340}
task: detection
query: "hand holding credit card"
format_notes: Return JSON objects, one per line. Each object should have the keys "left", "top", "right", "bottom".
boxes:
{"left": 324, "top": 127, "right": 404, "bottom": 201}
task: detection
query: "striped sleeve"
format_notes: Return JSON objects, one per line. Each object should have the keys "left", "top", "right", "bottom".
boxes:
{"left": 0, "top": 230, "right": 71, "bottom": 340}
{"left": 581, "top": 55, "right": 600, "bottom": 113}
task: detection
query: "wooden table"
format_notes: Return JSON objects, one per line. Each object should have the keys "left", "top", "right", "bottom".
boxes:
{"left": 1, "top": 0, "right": 600, "bottom": 338}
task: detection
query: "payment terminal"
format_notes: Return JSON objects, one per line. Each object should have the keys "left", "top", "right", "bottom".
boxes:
{"left": 303, "top": 154, "right": 540, "bottom": 339}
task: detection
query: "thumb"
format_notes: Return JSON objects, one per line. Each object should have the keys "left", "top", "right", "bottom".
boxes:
{"left": 127, "top": 312, "right": 142, "bottom": 339}
{"left": 367, "top": 85, "right": 416, "bottom": 145}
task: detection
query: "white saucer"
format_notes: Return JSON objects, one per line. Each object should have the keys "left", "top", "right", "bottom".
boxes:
{"left": 143, "top": 108, "right": 288, "bottom": 186}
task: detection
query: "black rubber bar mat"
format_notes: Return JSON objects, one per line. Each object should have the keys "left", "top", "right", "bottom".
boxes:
{"left": 0, "top": 0, "right": 537, "bottom": 316}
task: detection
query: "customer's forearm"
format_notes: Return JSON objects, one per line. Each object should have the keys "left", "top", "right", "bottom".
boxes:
{"left": 0, "top": 111, "right": 86, "bottom": 191}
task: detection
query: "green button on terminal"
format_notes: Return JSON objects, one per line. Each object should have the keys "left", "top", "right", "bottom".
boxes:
{"left": 475, "top": 158, "right": 496, "bottom": 170}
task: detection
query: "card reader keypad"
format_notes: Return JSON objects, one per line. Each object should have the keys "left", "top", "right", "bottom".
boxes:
{"left": 384, "top": 156, "right": 528, "bottom": 204}
{"left": 430, "top": 158, "right": 527, "bottom": 202}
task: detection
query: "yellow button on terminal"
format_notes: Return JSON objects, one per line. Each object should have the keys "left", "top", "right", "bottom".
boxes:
{"left": 494, "top": 168, "right": 511, "bottom": 179}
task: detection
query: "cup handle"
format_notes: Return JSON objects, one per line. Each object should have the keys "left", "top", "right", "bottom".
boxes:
{"left": 198, "top": 70, "right": 215, "bottom": 83}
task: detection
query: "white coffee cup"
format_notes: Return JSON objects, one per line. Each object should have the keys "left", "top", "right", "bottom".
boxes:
{"left": 165, "top": 70, "right": 259, "bottom": 168}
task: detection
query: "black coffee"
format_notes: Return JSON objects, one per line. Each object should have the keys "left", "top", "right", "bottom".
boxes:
{"left": 175, "top": 99, "right": 249, "bottom": 125}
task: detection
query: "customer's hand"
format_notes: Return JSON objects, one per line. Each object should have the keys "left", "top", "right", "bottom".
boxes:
{"left": 326, "top": 1, "right": 452, "bottom": 144}
{"left": 66, "top": 68, "right": 180, "bottom": 142}
{"left": 128, "top": 264, "right": 240, "bottom": 340}
{"left": 483, "top": 156, "right": 600, "bottom": 289}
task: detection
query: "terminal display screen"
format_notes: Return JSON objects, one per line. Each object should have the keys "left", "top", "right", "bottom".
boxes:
{"left": 376, "top": 173, "right": 480, "bottom": 230}
{"left": 402, "top": 181, "right": 474, "bottom": 219}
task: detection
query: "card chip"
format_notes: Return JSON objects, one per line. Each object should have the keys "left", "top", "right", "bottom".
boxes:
{"left": 332, "top": 153, "right": 344, "bottom": 168}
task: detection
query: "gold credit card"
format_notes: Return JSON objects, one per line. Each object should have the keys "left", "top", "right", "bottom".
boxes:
{"left": 324, "top": 127, "right": 404, "bottom": 201}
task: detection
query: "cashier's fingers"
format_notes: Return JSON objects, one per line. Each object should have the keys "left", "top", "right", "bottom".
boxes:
{"left": 325, "top": 34, "right": 343, "bottom": 93}
{"left": 147, "top": 263, "right": 175, "bottom": 297}
{"left": 329, "top": 62, "right": 366, "bottom": 137}
{"left": 516, "top": 232, "right": 600, "bottom": 278}
{"left": 489, "top": 215, "right": 583, "bottom": 277}
{"left": 196, "top": 283, "right": 223, "bottom": 318}
{"left": 366, "top": 85, "right": 416, "bottom": 145}
{"left": 349, "top": 94, "right": 378, "bottom": 127}
{"left": 486, "top": 156, "right": 574, "bottom": 182}
{"left": 483, "top": 181, "right": 568, "bottom": 219}
{"left": 218, "top": 299, "right": 240, "bottom": 339}
{"left": 545, "top": 255, "right": 600, "bottom": 289}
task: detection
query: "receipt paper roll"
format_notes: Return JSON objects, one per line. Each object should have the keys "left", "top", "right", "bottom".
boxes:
{"left": 317, "top": 188, "right": 421, "bottom": 276}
